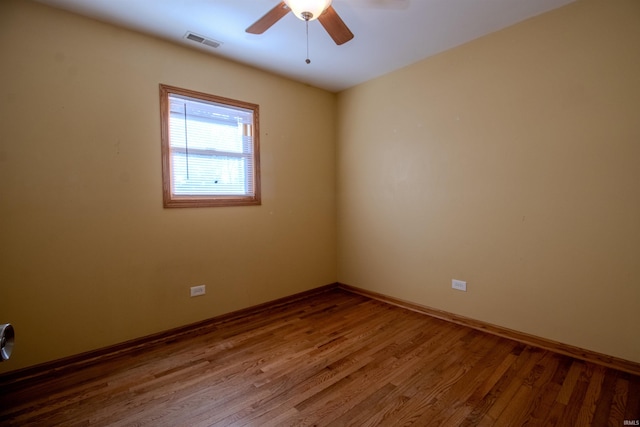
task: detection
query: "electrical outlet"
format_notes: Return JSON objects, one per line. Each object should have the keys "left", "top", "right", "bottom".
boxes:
{"left": 190, "top": 285, "right": 206, "bottom": 297}
{"left": 452, "top": 279, "right": 467, "bottom": 292}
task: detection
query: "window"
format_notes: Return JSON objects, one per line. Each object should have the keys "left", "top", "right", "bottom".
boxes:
{"left": 159, "top": 84, "right": 260, "bottom": 207}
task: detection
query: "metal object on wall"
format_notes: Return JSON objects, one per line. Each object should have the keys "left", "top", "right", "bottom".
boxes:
{"left": 1, "top": 323, "right": 14, "bottom": 361}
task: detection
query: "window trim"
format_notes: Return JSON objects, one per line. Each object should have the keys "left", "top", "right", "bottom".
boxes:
{"left": 159, "top": 84, "right": 261, "bottom": 208}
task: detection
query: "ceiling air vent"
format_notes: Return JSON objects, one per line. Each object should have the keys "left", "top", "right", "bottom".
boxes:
{"left": 184, "top": 32, "right": 222, "bottom": 49}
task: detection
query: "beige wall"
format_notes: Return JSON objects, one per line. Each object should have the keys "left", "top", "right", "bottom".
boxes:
{"left": 0, "top": 0, "right": 337, "bottom": 373}
{"left": 337, "top": 0, "right": 640, "bottom": 363}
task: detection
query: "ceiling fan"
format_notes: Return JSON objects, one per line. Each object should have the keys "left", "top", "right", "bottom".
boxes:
{"left": 246, "top": 0, "right": 354, "bottom": 46}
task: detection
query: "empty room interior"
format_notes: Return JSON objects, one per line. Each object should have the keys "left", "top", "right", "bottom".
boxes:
{"left": 1, "top": 0, "right": 639, "bottom": 425}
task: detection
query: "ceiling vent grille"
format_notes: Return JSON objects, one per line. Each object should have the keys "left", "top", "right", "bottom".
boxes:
{"left": 184, "top": 32, "right": 222, "bottom": 49}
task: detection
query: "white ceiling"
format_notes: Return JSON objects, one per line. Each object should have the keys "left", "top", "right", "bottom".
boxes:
{"left": 33, "top": 0, "right": 575, "bottom": 92}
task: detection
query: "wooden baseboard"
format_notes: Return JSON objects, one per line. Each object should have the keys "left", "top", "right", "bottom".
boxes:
{"left": 337, "top": 283, "right": 640, "bottom": 376}
{"left": 3, "top": 281, "right": 637, "bottom": 390}
{"left": 0, "top": 283, "right": 338, "bottom": 389}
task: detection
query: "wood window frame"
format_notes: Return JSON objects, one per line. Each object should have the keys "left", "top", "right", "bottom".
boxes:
{"left": 159, "top": 84, "right": 261, "bottom": 208}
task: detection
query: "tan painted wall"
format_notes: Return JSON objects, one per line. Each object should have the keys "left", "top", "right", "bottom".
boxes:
{"left": 337, "top": 0, "right": 640, "bottom": 362}
{"left": 0, "top": 0, "right": 337, "bottom": 373}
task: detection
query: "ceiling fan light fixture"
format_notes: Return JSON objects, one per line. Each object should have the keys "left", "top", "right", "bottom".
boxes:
{"left": 284, "top": 0, "right": 332, "bottom": 21}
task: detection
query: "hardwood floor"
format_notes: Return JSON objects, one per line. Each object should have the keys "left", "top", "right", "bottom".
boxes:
{"left": 1, "top": 288, "right": 639, "bottom": 426}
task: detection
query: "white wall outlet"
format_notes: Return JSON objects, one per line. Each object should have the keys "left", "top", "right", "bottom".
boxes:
{"left": 452, "top": 279, "right": 467, "bottom": 292}
{"left": 190, "top": 285, "right": 206, "bottom": 297}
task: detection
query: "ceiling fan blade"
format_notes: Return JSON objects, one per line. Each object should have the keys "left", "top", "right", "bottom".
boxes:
{"left": 246, "top": 1, "right": 290, "bottom": 34}
{"left": 318, "top": 6, "right": 354, "bottom": 45}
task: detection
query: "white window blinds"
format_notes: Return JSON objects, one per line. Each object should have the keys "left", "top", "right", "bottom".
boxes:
{"left": 168, "top": 94, "right": 256, "bottom": 197}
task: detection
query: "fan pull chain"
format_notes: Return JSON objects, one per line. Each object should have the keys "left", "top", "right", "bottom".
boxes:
{"left": 300, "top": 11, "right": 312, "bottom": 64}
{"left": 305, "top": 18, "right": 311, "bottom": 64}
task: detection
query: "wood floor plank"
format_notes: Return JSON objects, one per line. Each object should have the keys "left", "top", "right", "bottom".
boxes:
{"left": 575, "top": 364, "right": 607, "bottom": 426}
{"left": 468, "top": 345, "right": 546, "bottom": 425}
{"left": 492, "top": 352, "right": 560, "bottom": 426}
{"left": 328, "top": 325, "right": 474, "bottom": 426}
{"left": 1, "top": 288, "right": 639, "bottom": 426}
{"left": 556, "top": 360, "right": 585, "bottom": 405}
{"left": 589, "top": 369, "right": 618, "bottom": 427}
{"left": 518, "top": 355, "right": 567, "bottom": 426}
{"left": 625, "top": 375, "right": 640, "bottom": 424}
{"left": 459, "top": 351, "right": 519, "bottom": 426}
{"left": 608, "top": 375, "right": 630, "bottom": 426}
